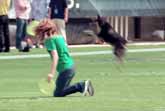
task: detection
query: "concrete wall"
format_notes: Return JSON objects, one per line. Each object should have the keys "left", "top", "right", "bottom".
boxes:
{"left": 9, "top": 19, "right": 97, "bottom": 46}
{"left": 9, "top": 17, "right": 165, "bottom": 46}
{"left": 140, "top": 17, "right": 165, "bottom": 40}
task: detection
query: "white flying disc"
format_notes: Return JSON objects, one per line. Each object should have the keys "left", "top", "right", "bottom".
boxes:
{"left": 38, "top": 78, "right": 54, "bottom": 96}
{"left": 27, "top": 20, "right": 40, "bottom": 37}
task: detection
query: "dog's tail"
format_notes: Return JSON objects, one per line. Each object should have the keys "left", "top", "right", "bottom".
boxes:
{"left": 113, "top": 38, "right": 127, "bottom": 63}
{"left": 114, "top": 45, "right": 126, "bottom": 63}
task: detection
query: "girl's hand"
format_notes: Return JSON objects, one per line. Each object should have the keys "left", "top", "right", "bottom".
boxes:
{"left": 64, "top": 17, "right": 68, "bottom": 23}
{"left": 47, "top": 50, "right": 58, "bottom": 83}
{"left": 47, "top": 74, "right": 54, "bottom": 83}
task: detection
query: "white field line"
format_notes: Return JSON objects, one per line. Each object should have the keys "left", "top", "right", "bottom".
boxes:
{"left": 69, "top": 42, "right": 165, "bottom": 48}
{"left": 9, "top": 42, "right": 165, "bottom": 49}
{"left": 0, "top": 48, "right": 165, "bottom": 60}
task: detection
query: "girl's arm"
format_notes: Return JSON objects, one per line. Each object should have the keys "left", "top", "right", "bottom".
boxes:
{"left": 64, "top": 8, "right": 69, "bottom": 23}
{"left": 48, "top": 50, "right": 58, "bottom": 82}
{"left": 48, "top": 7, "right": 51, "bottom": 18}
{"left": 46, "top": 0, "right": 50, "bottom": 18}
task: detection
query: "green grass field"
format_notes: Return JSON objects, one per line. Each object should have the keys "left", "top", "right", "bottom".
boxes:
{"left": 1, "top": 45, "right": 165, "bottom": 111}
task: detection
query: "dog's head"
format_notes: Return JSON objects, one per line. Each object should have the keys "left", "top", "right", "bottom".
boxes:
{"left": 95, "top": 15, "right": 106, "bottom": 27}
{"left": 94, "top": 15, "right": 113, "bottom": 33}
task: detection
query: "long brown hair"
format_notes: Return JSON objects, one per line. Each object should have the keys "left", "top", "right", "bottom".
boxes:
{"left": 35, "top": 19, "right": 58, "bottom": 41}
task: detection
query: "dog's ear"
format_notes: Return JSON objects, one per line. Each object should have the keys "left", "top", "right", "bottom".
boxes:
{"left": 97, "top": 14, "right": 101, "bottom": 20}
{"left": 91, "top": 15, "right": 101, "bottom": 23}
{"left": 96, "top": 15, "right": 104, "bottom": 27}
{"left": 90, "top": 15, "right": 101, "bottom": 25}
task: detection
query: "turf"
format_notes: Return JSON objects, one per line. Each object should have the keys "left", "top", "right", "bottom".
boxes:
{"left": 0, "top": 45, "right": 165, "bottom": 111}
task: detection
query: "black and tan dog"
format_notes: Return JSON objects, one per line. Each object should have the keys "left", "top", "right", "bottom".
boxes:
{"left": 96, "top": 15, "right": 127, "bottom": 62}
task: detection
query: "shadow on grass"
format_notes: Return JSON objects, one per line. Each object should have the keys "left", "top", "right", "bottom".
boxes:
{"left": 0, "top": 95, "right": 84, "bottom": 100}
{"left": 0, "top": 96, "right": 52, "bottom": 100}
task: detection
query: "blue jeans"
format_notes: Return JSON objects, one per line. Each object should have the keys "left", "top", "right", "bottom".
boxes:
{"left": 16, "top": 18, "right": 27, "bottom": 50}
{"left": 54, "top": 67, "right": 85, "bottom": 97}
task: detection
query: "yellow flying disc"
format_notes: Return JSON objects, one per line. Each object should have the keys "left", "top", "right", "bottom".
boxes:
{"left": 38, "top": 78, "right": 54, "bottom": 96}
{"left": 26, "top": 20, "right": 40, "bottom": 37}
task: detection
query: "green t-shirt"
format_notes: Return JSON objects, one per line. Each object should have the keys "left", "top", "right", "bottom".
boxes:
{"left": 44, "top": 35, "right": 74, "bottom": 73}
